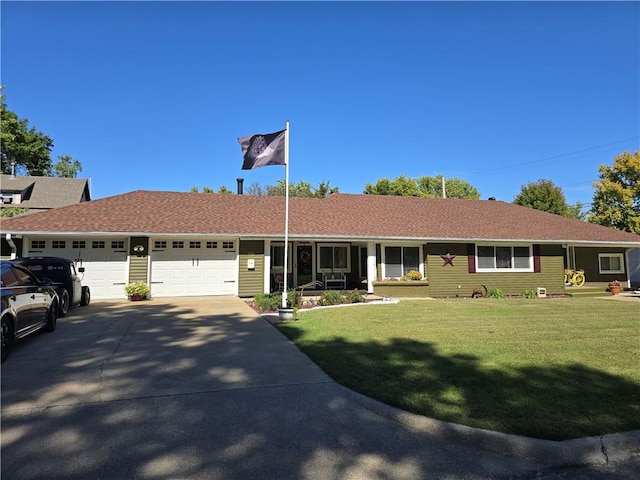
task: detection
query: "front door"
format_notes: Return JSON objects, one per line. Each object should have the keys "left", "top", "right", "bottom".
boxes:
{"left": 295, "top": 244, "right": 313, "bottom": 287}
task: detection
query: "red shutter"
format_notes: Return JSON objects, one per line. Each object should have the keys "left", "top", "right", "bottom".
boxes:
{"left": 467, "top": 244, "right": 476, "bottom": 273}
{"left": 533, "top": 245, "right": 541, "bottom": 273}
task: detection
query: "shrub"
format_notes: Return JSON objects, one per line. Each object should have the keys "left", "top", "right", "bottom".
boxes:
{"left": 344, "top": 290, "right": 365, "bottom": 304}
{"left": 124, "top": 281, "right": 150, "bottom": 298}
{"left": 521, "top": 289, "right": 536, "bottom": 299}
{"left": 318, "top": 290, "right": 345, "bottom": 306}
{"left": 402, "top": 270, "right": 423, "bottom": 281}
{"left": 254, "top": 293, "right": 281, "bottom": 312}
{"left": 287, "top": 290, "right": 301, "bottom": 308}
{"left": 487, "top": 287, "right": 505, "bottom": 299}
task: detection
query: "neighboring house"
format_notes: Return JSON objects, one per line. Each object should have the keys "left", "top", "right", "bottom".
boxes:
{"left": 1, "top": 190, "right": 638, "bottom": 300}
{"left": 0, "top": 174, "right": 91, "bottom": 212}
{"left": 1, "top": 174, "right": 92, "bottom": 258}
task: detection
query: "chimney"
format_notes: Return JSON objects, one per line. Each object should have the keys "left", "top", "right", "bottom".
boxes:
{"left": 236, "top": 178, "right": 244, "bottom": 195}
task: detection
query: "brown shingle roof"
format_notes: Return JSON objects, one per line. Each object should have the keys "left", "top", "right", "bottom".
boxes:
{"left": 1, "top": 190, "right": 639, "bottom": 245}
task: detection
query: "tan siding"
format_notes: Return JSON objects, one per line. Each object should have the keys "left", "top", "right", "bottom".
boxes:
{"left": 238, "top": 240, "right": 264, "bottom": 297}
{"left": 128, "top": 256, "right": 148, "bottom": 283}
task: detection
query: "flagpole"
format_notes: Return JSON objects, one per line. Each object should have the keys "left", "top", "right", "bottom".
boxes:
{"left": 282, "top": 120, "right": 290, "bottom": 308}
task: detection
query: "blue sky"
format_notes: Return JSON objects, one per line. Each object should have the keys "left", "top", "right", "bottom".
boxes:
{"left": 2, "top": 1, "right": 638, "bottom": 207}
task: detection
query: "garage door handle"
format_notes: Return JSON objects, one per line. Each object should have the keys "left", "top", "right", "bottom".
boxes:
{"left": 31, "top": 294, "right": 36, "bottom": 299}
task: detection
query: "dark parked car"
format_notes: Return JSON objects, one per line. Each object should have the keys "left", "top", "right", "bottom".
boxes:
{"left": 11, "top": 257, "right": 90, "bottom": 317}
{"left": 1, "top": 261, "right": 59, "bottom": 362}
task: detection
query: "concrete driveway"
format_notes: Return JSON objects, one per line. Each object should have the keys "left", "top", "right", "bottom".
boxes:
{"left": 1, "top": 297, "right": 637, "bottom": 479}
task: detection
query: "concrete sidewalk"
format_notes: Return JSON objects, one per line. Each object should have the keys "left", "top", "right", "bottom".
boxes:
{"left": 1, "top": 296, "right": 638, "bottom": 479}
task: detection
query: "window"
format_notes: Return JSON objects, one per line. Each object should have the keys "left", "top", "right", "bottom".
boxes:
{"left": 31, "top": 240, "right": 45, "bottom": 249}
{"left": 189, "top": 241, "right": 201, "bottom": 249}
{"left": 111, "top": 241, "right": 125, "bottom": 249}
{"left": 222, "top": 241, "right": 234, "bottom": 250}
{"left": 92, "top": 241, "right": 105, "bottom": 249}
{"left": 154, "top": 241, "right": 167, "bottom": 249}
{"left": 383, "top": 246, "right": 420, "bottom": 278}
{"left": 52, "top": 240, "right": 66, "bottom": 249}
{"left": 477, "top": 245, "right": 532, "bottom": 272}
{"left": 599, "top": 254, "right": 624, "bottom": 274}
{"left": 206, "top": 241, "right": 218, "bottom": 249}
{"left": 270, "top": 243, "right": 291, "bottom": 272}
{"left": 72, "top": 241, "right": 86, "bottom": 249}
{"left": 317, "top": 244, "right": 350, "bottom": 272}
{"left": 172, "top": 241, "right": 184, "bottom": 249}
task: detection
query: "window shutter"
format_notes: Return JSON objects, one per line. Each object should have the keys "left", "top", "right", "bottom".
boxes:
{"left": 533, "top": 245, "right": 541, "bottom": 273}
{"left": 467, "top": 244, "right": 476, "bottom": 273}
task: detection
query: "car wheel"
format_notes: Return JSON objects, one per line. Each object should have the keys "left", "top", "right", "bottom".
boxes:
{"left": 80, "top": 286, "right": 90, "bottom": 306}
{"left": 2, "top": 316, "right": 14, "bottom": 362}
{"left": 43, "top": 301, "right": 58, "bottom": 332}
{"left": 59, "top": 289, "right": 70, "bottom": 317}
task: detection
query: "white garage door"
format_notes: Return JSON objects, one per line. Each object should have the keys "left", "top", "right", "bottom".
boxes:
{"left": 24, "top": 238, "right": 129, "bottom": 299}
{"left": 150, "top": 239, "right": 237, "bottom": 297}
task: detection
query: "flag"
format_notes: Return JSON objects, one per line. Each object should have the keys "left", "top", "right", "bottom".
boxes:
{"left": 238, "top": 129, "right": 286, "bottom": 170}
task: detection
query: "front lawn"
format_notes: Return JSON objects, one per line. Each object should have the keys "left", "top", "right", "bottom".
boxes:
{"left": 276, "top": 298, "right": 640, "bottom": 441}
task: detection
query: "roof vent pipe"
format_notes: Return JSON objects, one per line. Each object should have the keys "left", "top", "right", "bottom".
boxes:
{"left": 236, "top": 178, "right": 244, "bottom": 195}
{"left": 10, "top": 161, "right": 16, "bottom": 179}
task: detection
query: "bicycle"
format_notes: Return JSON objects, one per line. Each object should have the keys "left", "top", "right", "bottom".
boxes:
{"left": 564, "top": 268, "right": 585, "bottom": 287}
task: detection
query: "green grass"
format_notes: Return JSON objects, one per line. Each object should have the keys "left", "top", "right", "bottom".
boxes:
{"left": 276, "top": 298, "right": 640, "bottom": 441}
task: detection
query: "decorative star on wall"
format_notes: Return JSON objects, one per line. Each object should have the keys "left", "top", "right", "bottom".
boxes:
{"left": 440, "top": 252, "right": 456, "bottom": 267}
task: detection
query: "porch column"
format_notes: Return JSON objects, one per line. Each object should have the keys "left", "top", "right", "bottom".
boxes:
{"left": 264, "top": 240, "right": 271, "bottom": 294}
{"left": 367, "top": 241, "right": 376, "bottom": 294}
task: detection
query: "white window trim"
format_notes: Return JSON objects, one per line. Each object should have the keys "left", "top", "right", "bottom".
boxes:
{"left": 598, "top": 253, "right": 625, "bottom": 274}
{"left": 381, "top": 244, "right": 424, "bottom": 280}
{"left": 317, "top": 243, "right": 351, "bottom": 273}
{"left": 476, "top": 244, "right": 534, "bottom": 273}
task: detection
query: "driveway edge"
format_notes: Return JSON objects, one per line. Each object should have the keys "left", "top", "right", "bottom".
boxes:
{"left": 339, "top": 385, "right": 640, "bottom": 469}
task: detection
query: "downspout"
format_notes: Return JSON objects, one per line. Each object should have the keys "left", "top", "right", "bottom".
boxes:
{"left": 5, "top": 233, "right": 17, "bottom": 259}
{"left": 624, "top": 248, "right": 631, "bottom": 289}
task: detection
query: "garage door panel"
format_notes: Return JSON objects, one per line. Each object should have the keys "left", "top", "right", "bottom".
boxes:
{"left": 150, "top": 242, "right": 237, "bottom": 297}
{"left": 25, "top": 239, "right": 128, "bottom": 299}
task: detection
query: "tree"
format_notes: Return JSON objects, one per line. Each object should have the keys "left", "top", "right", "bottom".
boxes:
{"left": 566, "top": 201, "right": 589, "bottom": 222}
{"left": 1, "top": 92, "right": 54, "bottom": 176}
{"left": 363, "top": 175, "right": 420, "bottom": 196}
{"left": 266, "top": 179, "right": 338, "bottom": 198}
{"left": 590, "top": 151, "right": 640, "bottom": 234}
{"left": 513, "top": 179, "right": 569, "bottom": 216}
{"left": 364, "top": 175, "right": 480, "bottom": 199}
{"left": 217, "top": 186, "right": 232, "bottom": 194}
{"left": 246, "top": 182, "right": 265, "bottom": 195}
{"left": 52, "top": 155, "right": 82, "bottom": 178}
{"left": 416, "top": 175, "right": 480, "bottom": 199}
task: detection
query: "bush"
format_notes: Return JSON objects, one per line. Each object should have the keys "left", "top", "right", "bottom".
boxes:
{"left": 124, "top": 281, "right": 150, "bottom": 298}
{"left": 521, "top": 289, "right": 536, "bottom": 299}
{"left": 487, "top": 287, "right": 505, "bottom": 299}
{"left": 402, "top": 270, "right": 423, "bottom": 281}
{"left": 344, "top": 290, "right": 365, "bottom": 304}
{"left": 254, "top": 293, "right": 281, "bottom": 312}
{"left": 318, "top": 290, "right": 345, "bottom": 306}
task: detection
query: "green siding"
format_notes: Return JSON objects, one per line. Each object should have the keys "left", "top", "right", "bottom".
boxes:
{"left": 128, "top": 255, "right": 148, "bottom": 283}
{"left": 574, "top": 247, "right": 629, "bottom": 285}
{"left": 419, "top": 243, "right": 566, "bottom": 297}
{"left": 238, "top": 240, "right": 265, "bottom": 297}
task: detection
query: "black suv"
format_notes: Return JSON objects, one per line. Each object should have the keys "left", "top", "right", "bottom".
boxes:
{"left": 11, "top": 257, "right": 90, "bottom": 317}
{"left": 1, "top": 261, "right": 59, "bottom": 362}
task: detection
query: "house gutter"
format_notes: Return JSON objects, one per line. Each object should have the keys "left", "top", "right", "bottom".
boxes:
{"left": 2, "top": 231, "right": 639, "bottom": 248}
{"left": 5, "top": 233, "right": 17, "bottom": 259}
